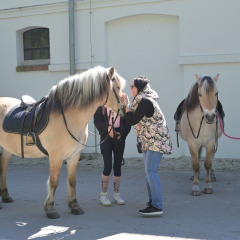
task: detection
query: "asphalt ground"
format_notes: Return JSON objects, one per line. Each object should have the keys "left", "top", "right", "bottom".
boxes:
{"left": 0, "top": 158, "right": 239, "bottom": 240}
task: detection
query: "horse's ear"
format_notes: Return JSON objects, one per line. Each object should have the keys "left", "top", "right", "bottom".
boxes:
{"left": 108, "top": 66, "right": 115, "bottom": 79}
{"left": 195, "top": 74, "right": 201, "bottom": 84}
{"left": 213, "top": 73, "right": 220, "bottom": 82}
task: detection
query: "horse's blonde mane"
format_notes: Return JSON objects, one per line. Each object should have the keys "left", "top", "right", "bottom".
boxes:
{"left": 48, "top": 66, "right": 112, "bottom": 111}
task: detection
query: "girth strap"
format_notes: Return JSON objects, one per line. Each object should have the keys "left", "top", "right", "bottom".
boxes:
{"left": 20, "top": 97, "right": 49, "bottom": 158}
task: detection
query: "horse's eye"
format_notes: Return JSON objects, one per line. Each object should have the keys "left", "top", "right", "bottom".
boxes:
{"left": 117, "top": 86, "right": 120, "bottom": 90}
{"left": 198, "top": 93, "right": 202, "bottom": 97}
{"left": 215, "top": 92, "right": 218, "bottom": 97}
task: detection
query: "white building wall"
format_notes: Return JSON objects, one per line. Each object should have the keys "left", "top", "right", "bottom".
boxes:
{"left": 0, "top": 0, "right": 240, "bottom": 159}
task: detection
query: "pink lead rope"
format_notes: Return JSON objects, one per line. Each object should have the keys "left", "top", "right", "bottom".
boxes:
{"left": 217, "top": 114, "right": 240, "bottom": 140}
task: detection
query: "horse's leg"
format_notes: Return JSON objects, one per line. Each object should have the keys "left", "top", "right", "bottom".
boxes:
{"left": 210, "top": 159, "right": 216, "bottom": 182}
{"left": 190, "top": 147, "right": 202, "bottom": 181}
{"left": 0, "top": 148, "right": 13, "bottom": 203}
{"left": 189, "top": 143, "right": 201, "bottom": 196}
{"left": 204, "top": 146, "right": 214, "bottom": 194}
{"left": 67, "top": 154, "right": 84, "bottom": 215}
{"left": 44, "top": 155, "right": 62, "bottom": 219}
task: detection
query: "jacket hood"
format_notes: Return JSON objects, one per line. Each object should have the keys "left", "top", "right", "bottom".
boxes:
{"left": 139, "top": 84, "right": 159, "bottom": 101}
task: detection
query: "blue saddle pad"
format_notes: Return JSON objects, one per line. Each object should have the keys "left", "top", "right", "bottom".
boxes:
{"left": 3, "top": 99, "right": 50, "bottom": 136}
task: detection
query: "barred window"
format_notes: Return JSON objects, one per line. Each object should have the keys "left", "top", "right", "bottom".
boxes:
{"left": 23, "top": 28, "right": 50, "bottom": 60}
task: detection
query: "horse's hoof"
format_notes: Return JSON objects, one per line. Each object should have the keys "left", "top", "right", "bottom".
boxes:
{"left": 46, "top": 210, "right": 60, "bottom": 219}
{"left": 69, "top": 199, "right": 84, "bottom": 215}
{"left": 1, "top": 189, "right": 13, "bottom": 203}
{"left": 71, "top": 207, "right": 84, "bottom": 215}
{"left": 45, "top": 205, "right": 60, "bottom": 219}
{"left": 191, "top": 184, "right": 200, "bottom": 196}
{"left": 204, "top": 188, "right": 213, "bottom": 194}
{"left": 192, "top": 190, "right": 201, "bottom": 196}
{"left": 2, "top": 196, "right": 14, "bottom": 203}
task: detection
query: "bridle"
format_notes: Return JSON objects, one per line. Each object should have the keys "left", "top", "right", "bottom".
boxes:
{"left": 187, "top": 92, "right": 219, "bottom": 152}
{"left": 108, "top": 76, "right": 126, "bottom": 115}
{"left": 60, "top": 74, "right": 125, "bottom": 147}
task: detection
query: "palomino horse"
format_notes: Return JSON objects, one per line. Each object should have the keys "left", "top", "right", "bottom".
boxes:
{"left": 175, "top": 74, "right": 223, "bottom": 196}
{"left": 0, "top": 66, "right": 126, "bottom": 218}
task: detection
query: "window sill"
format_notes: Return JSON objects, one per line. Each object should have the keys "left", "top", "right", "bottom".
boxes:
{"left": 16, "top": 64, "right": 49, "bottom": 72}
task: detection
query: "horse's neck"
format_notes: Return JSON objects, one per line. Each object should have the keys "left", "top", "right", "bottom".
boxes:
{"left": 65, "top": 102, "right": 100, "bottom": 128}
{"left": 190, "top": 106, "right": 202, "bottom": 117}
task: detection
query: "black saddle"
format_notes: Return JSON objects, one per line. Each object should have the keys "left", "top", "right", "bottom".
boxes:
{"left": 3, "top": 95, "right": 50, "bottom": 157}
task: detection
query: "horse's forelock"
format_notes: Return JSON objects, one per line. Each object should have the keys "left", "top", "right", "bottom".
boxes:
{"left": 200, "top": 76, "right": 215, "bottom": 94}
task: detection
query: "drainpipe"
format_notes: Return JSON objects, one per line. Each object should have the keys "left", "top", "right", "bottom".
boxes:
{"left": 89, "top": 1, "right": 98, "bottom": 153}
{"left": 69, "top": 0, "right": 75, "bottom": 75}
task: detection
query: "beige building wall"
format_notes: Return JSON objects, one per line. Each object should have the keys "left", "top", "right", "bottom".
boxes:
{"left": 0, "top": 0, "right": 240, "bottom": 159}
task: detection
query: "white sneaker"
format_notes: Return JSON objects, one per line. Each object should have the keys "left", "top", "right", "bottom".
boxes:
{"left": 114, "top": 192, "right": 125, "bottom": 205}
{"left": 100, "top": 192, "right": 111, "bottom": 207}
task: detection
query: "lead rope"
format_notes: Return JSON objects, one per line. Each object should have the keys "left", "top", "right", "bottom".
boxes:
{"left": 217, "top": 114, "right": 240, "bottom": 140}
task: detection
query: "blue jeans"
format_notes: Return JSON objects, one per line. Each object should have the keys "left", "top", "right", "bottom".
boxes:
{"left": 143, "top": 150, "right": 163, "bottom": 210}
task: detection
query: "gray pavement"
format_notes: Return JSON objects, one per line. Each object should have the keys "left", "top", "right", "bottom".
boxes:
{"left": 0, "top": 158, "right": 240, "bottom": 240}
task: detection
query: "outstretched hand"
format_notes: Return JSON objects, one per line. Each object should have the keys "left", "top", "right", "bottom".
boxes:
{"left": 121, "top": 93, "right": 129, "bottom": 106}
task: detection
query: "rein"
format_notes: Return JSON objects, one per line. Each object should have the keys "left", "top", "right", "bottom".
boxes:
{"left": 59, "top": 103, "right": 79, "bottom": 143}
{"left": 187, "top": 109, "right": 204, "bottom": 139}
{"left": 187, "top": 110, "right": 219, "bottom": 153}
{"left": 58, "top": 78, "right": 124, "bottom": 147}
{"left": 217, "top": 114, "right": 240, "bottom": 140}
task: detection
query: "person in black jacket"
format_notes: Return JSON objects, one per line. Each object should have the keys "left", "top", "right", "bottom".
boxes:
{"left": 122, "top": 77, "right": 172, "bottom": 216}
{"left": 94, "top": 106, "right": 131, "bottom": 206}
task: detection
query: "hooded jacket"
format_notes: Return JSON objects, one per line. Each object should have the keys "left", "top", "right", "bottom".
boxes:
{"left": 127, "top": 85, "right": 173, "bottom": 154}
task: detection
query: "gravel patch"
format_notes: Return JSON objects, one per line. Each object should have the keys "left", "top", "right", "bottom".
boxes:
{"left": 7, "top": 153, "right": 240, "bottom": 171}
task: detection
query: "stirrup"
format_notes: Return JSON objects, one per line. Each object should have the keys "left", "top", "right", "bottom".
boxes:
{"left": 26, "top": 132, "right": 36, "bottom": 146}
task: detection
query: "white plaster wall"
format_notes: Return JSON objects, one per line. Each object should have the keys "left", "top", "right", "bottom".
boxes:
{"left": 104, "top": 14, "right": 183, "bottom": 158}
{"left": 0, "top": 0, "right": 240, "bottom": 158}
{"left": 0, "top": 4, "right": 70, "bottom": 99}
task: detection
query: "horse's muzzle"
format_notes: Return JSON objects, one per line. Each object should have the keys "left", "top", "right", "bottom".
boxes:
{"left": 205, "top": 113, "right": 216, "bottom": 124}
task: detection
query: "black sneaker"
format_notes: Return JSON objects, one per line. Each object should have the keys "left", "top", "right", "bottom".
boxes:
{"left": 139, "top": 205, "right": 163, "bottom": 216}
{"left": 147, "top": 201, "right": 152, "bottom": 207}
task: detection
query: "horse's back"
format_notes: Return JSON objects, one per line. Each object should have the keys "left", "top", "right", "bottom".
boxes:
{"left": 0, "top": 97, "right": 20, "bottom": 120}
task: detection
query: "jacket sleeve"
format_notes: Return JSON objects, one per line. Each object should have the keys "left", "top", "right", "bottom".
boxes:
{"left": 94, "top": 107, "right": 108, "bottom": 135}
{"left": 125, "top": 98, "right": 154, "bottom": 126}
{"left": 119, "top": 118, "right": 131, "bottom": 140}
